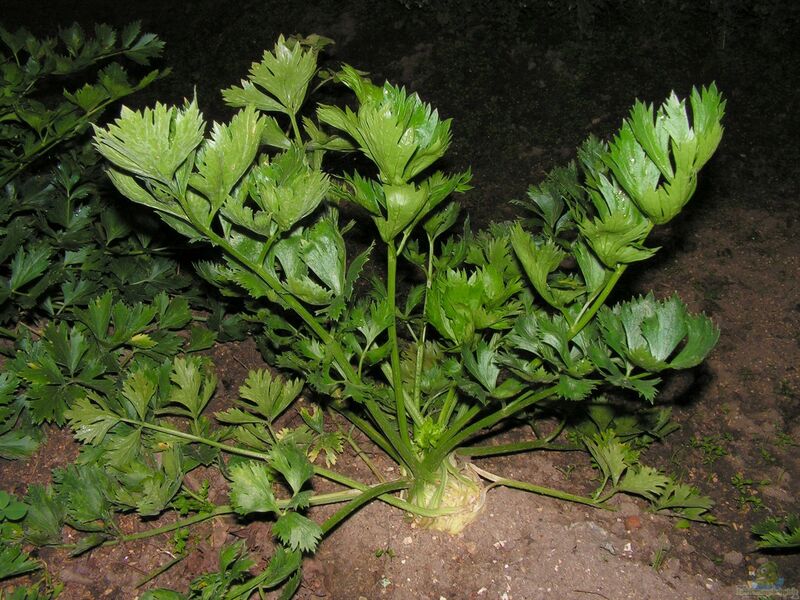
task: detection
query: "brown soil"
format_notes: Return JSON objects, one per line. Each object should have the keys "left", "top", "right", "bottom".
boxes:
{"left": 2, "top": 1, "right": 799, "bottom": 599}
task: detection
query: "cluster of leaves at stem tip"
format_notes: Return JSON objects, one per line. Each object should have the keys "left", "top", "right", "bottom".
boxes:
{"left": 1, "top": 29, "right": 730, "bottom": 598}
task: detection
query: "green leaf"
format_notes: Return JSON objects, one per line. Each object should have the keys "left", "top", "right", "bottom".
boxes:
{"left": 269, "top": 442, "right": 314, "bottom": 496}
{"left": 186, "top": 326, "right": 217, "bottom": 352}
{"left": 462, "top": 339, "right": 500, "bottom": 392}
{"left": 654, "top": 481, "right": 715, "bottom": 523}
{"left": 8, "top": 245, "right": 51, "bottom": 291}
{"left": 752, "top": 514, "right": 800, "bottom": 549}
{"left": 248, "top": 146, "right": 329, "bottom": 231}
{"left": 670, "top": 313, "right": 720, "bottom": 369}
{"left": 584, "top": 430, "right": 637, "bottom": 490}
{"left": 164, "top": 357, "right": 217, "bottom": 421}
{"left": 273, "top": 511, "right": 322, "bottom": 553}
{"left": 93, "top": 99, "right": 205, "bottom": 186}
{"left": 23, "top": 485, "right": 64, "bottom": 546}
{"left": 0, "top": 490, "right": 27, "bottom": 521}
{"left": 65, "top": 393, "right": 120, "bottom": 445}
{"left": 130, "top": 447, "right": 184, "bottom": 516}
{"left": 53, "top": 464, "right": 114, "bottom": 532}
{"left": 190, "top": 106, "right": 263, "bottom": 222}
{"left": 229, "top": 461, "right": 280, "bottom": 515}
{"left": 227, "top": 35, "right": 319, "bottom": 115}
{"left": 618, "top": 465, "right": 671, "bottom": 502}
{"left": 554, "top": 374, "right": 596, "bottom": 401}
{"left": 227, "top": 545, "right": 301, "bottom": 597}
{"left": 299, "top": 405, "right": 324, "bottom": 434}
{"left": 0, "top": 545, "right": 40, "bottom": 580}
{"left": 122, "top": 367, "right": 158, "bottom": 421}
{"left": 237, "top": 369, "right": 303, "bottom": 423}
{"left": 124, "top": 32, "right": 166, "bottom": 66}
{"left": 155, "top": 293, "right": 192, "bottom": 330}
{"left": 598, "top": 293, "right": 718, "bottom": 373}
{"left": 319, "top": 70, "right": 452, "bottom": 184}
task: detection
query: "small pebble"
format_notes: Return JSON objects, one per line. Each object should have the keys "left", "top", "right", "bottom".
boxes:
{"left": 723, "top": 550, "right": 743, "bottom": 566}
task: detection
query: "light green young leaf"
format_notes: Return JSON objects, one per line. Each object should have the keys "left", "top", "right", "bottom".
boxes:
{"left": 122, "top": 367, "right": 158, "bottom": 420}
{"left": 238, "top": 369, "right": 303, "bottom": 423}
{"left": 93, "top": 99, "right": 205, "bottom": 186}
{"left": 380, "top": 182, "right": 428, "bottom": 241}
{"left": 319, "top": 76, "right": 451, "bottom": 184}
{"left": 190, "top": 105, "right": 263, "bottom": 221}
{"left": 510, "top": 223, "right": 583, "bottom": 309}
{"left": 607, "top": 86, "right": 725, "bottom": 224}
{"left": 223, "top": 79, "right": 285, "bottom": 113}
{"left": 65, "top": 392, "right": 120, "bottom": 445}
{"left": 424, "top": 201, "right": 460, "bottom": 240}
{"left": 572, "top": 240, "right": 609, "bottom": 295}
{"left": 584, "top": 430, "right": 638, "bottom": 490}
{"left": 576, "top": 174, "right": 656, "bottom": 267}
{"left": 248, "top": 147, "right": 330, "bottom": 231}
{"left": 605, "top": 123, "right": 662, "bottom": 210}
{"left": 268, "top": 214, "right": 346, "bottom": 305}
{"left": 618, "top": 465, "right": 671, "bottom": 501}
{"left": 236, "top": 35, "right": 319, "bottom": 115}
{"left": 105, "top": 169, "right": 188, "bottom": 224}
{"left": 627, "top": 101, "right": 671, "bottom": 180}
{"left": 165, "top": 357, "right": 217, "bottom": 421}
{"left": 229, "top": 461, "right": 280, "bottom": 515}
{"left": 690, "top": 83, "right": 725, "bottom": 170}
{"left": 301, "top": 216, "right": 345, "bottom": 296}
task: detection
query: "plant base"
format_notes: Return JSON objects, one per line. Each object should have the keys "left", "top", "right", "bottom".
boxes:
{"left": 407, "top": 457, "right": 486, "bottom": 534}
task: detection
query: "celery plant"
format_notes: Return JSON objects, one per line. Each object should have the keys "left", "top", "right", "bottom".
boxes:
{"left": 91, "top": 34, "right": 725, "bottom": 537}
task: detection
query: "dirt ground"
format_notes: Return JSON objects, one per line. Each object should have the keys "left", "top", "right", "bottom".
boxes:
{"left": 2, "top": 1, "right": 799, "bottom": 599}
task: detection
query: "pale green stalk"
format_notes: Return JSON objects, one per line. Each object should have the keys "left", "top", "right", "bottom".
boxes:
{"left": 422, "top": 384, "right": 560, "bottom": 473}
{"left": 412, "top": 234, "right": 436, "bottom": 415}
{"left": 386, "top": 239, "right": 412, "bottom": 449}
